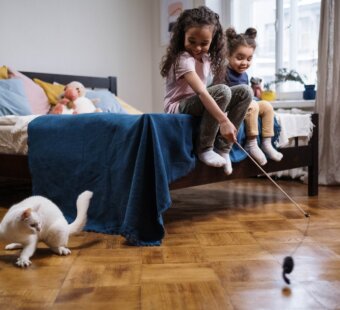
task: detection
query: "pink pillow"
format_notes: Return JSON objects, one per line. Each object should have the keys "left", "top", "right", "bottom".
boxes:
{"left": 8, "top": 68, "right": 50, "bottom": 115}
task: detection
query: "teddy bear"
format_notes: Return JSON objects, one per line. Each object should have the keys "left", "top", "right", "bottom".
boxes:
{"left": 250, "top": 76, "right": 263, "bottom": 100}
{"left": 50, "top": 87, "right": 77, "bottom": 115}
{"left": 50, "top": 81, "right": 101, "bottom": 115}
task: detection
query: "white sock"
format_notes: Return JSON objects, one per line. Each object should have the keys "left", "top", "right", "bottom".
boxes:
{"left": 261, "top": 138, "right": 283, "bottom": 161}
{"left": 245, "top": 138, "right": 267, "bottom": 166}
{"left": 215, "top": 150, "right": 233, "bottom": 175}
{"left": 198, "top": 150, "right": 226, "bottom": 167}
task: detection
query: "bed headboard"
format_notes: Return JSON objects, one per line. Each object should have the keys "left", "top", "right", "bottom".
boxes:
{"left": 21, "top": 71, "right": 117, "bottom": 95}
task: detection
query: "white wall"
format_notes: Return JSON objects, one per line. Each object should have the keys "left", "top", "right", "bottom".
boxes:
{"left": 151, "top": 0, "right": 166, "bottom": 112}
{"left": 0, "top": 0, "right": 154, "bottom": 112}
{"left": 0, "top": 0, "right": 226, "bottom": 113}
{"left": 151, "top": 0, "right": 211, "bottom": 112}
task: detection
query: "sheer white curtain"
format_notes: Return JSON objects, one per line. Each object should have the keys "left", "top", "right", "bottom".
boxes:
{"left": 316, "top": 0, "right": 340, "bottom": 185}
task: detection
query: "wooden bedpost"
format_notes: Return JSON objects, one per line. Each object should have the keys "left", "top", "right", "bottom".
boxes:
{"left": 308, "top": 113, "right": 319, "bottom": 196}
{"left": 109, "top": 76, "right": 117, "bottom": 95}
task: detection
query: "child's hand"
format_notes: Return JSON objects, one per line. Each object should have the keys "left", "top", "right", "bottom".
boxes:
{"left": 219, "top": 119, "right": 237, "bottom": 143}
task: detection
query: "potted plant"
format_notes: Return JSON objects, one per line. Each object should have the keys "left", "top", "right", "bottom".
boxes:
{"left": 262, "top": 68, "right": 316, "bottom": 101}
{"left": 303, "top": 84, "right": 316, "bottom": 100}
{"left": 274, "top": 68, "right": 305, "bottom": 85}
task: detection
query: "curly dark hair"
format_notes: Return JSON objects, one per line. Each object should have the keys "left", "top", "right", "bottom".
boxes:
{"left": 160, "top": 6, "right": 226, "bottom": 83}
{"left": 225, "top": 27, "right": 257, "bottom": 56}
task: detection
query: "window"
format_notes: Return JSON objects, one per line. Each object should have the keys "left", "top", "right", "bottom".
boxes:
{"left": 207, "top": 0, "right": 321, "bottom": 99}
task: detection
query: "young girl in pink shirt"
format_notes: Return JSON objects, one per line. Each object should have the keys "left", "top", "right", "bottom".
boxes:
{"left": 160, "top": 6, "right": 252, "bottom": 175}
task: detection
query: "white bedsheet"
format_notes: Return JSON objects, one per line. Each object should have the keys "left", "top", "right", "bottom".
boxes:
{"left": 0, "top": 115, "right": 39, "bottom": 154}
{"left": 273, "top": 109, "right": 314, "bottom": 181}
{"left": 0, "top": 111, "right": 314, "bottom": 172}
{"left": 275, "top": 109, "right": 314, "bottom": 148}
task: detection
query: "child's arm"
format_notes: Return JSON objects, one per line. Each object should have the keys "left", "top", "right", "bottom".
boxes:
{"left": 184, "top": 71, "right": 237, "bottom": 143}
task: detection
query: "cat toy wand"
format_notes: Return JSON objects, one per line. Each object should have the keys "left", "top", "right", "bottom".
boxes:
{"left": 235, "top": 141, "right": 310, "bottom": 285}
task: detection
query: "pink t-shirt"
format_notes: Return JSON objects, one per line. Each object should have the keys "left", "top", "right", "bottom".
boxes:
{"left": 164, "top": 51, "right": 211, "bottom": 114}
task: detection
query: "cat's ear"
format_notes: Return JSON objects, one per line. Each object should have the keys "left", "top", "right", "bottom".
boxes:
{"left": 21, "top": 208, "right": 32, "bottom": 221}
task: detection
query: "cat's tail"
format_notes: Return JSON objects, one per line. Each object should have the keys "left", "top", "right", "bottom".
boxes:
{"left": 68, "top": 190, "right": 93, "bottom": 235}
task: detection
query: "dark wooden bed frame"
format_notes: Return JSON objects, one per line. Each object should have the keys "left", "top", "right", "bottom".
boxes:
{"left": 0, "top": 72, "right": 319, "bottom": 196}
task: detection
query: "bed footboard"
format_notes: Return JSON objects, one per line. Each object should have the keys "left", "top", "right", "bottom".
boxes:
{"left": 308, "top": 113, "right": 319, "bottom": 196}
{"left": 170, "top": 113, "right": 319, "bottom": 196}
{"left": 0, "top": 114, "right": 319, "bottom": 196}
{"left": 0, "top": 154, "right": 31, "bottom": 181}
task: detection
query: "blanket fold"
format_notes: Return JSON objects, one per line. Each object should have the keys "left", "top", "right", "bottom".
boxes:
{"left": 28, "top": 113, "right": 280, "bottom": 245}
{"left": 28, "top": 113, "right": 196, "bottom": 245}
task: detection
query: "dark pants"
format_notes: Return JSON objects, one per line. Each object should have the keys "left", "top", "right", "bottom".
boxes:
{"left": 179, "top": 84, "right": 253, "bottom": 153}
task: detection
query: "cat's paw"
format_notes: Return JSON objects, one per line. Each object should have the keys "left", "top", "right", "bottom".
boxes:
{"left": 5, "top": 243, "right": 23, "bottom": 250}
{"left": 54, "top": 246, "right": 71, "bottom": 255}
{"left": 16, "top": 257, "right": 32, "bottom": 268}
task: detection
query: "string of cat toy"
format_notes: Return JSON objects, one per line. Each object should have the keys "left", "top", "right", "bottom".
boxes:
{"left": 235, "top": 141, "right": 310, "bottom": 285}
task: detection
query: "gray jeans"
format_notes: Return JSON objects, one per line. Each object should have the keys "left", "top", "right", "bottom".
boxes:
{"left": 179, "top": 84, "right": 253, "bottom": 153}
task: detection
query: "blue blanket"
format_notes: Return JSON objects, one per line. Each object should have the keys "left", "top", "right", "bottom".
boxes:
{"left": 28, "top": 113, "right": 280, "bottom": 245}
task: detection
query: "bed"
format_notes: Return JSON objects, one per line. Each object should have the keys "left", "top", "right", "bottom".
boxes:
{"left": 0, "top": 71, "right": 319, "bottom": 245}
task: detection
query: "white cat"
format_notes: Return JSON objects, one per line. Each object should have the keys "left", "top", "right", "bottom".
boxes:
{"left": 0, "top": 190, "right": 93, "bottom": 268}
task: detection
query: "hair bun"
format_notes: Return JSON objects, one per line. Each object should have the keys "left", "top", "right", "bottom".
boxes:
{"left": 225, "top": 27, "right": 237, "bottom": 40}
{"left": 245, "top": 27, "right": 257, "bottom": 39}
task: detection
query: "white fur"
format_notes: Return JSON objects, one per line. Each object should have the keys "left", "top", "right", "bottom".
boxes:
{"left": 61, "top": 106, "right": 75, "bottom": 115}
{"left": 74, "top": 97, "right": 97, "bottom": 113}
{"left": 65, "top": 81, "right": 100, "bottom": 114}
{"left": 0, "top": 191, "right": 93, "bottom": 268}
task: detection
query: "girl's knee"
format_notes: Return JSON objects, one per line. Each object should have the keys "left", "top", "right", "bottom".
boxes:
{"left": 258, "top": 101, "right": 274, "bottom": 117}
{"left": 217, "top": 84, "right": 232, "bottom": 100}
{"left": 232, "top": 84, "right": 253, "bottom": 103}
{"left": 243, "top": 85, "right": 254, "bottom": 101}
{"left": 259, "top": 100, "right": 274, "bottom": 113}
{"left": 208, "top": 84, "right": 232, "bottom": 108}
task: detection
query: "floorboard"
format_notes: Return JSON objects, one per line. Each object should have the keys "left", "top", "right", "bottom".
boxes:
{"left": 1, "top": 178, "right": 339, "bottom": 309}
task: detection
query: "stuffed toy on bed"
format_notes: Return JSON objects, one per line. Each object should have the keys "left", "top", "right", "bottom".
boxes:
{"left": 50, "top": 81, "right": 102, "bottom": 115}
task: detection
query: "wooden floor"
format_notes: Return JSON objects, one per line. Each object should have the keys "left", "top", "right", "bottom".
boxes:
{"left": 1, "top": 178, "right": 340, "bottom": 309}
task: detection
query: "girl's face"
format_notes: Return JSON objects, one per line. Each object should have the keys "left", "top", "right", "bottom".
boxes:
{"left": 228, "top": 45, "right": 254, "bottom": 74}
{"left": 184, "top": 25, "right": 213, "bottom": 61}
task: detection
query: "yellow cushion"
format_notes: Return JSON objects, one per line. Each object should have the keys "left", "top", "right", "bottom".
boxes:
{"left": 0, "top": 65, "right": 8, "bottom": 79}
{"left": 116, "top": 96, "right": 143, "bottom": 114}
{"left": 33, "top": 78, "right": 65, "bottom": 105}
